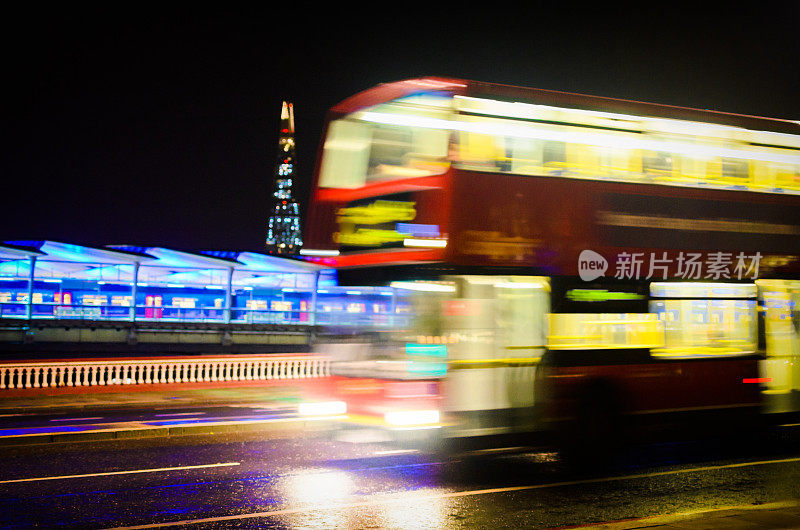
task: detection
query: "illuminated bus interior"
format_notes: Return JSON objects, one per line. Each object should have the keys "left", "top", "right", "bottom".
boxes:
{"left": 319, "top": 92, "right": 800, "bottom": 194}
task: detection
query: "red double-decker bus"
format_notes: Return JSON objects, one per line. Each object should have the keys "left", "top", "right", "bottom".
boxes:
{"left": 302, "top": 77, "right": 800, "bottom": 452}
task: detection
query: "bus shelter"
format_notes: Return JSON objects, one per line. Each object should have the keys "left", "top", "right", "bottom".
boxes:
{"left": 0, "top": 241, "right": 345, "bottom": 325}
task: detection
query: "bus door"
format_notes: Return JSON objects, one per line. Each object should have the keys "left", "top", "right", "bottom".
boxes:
{"left": 757, "top": 280, "right": 800, "bottom": 413}
{"left": 441, "top": 275, "right": 549, "bottom": 437}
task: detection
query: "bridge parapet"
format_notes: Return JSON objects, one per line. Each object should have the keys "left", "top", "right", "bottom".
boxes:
{"left": 0, "top": 354, "right": 330, "bottom": 391}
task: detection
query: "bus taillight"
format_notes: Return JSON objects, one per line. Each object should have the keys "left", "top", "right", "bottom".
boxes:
{"left": 743, "top": 377, "right": 772, "bottom": 384}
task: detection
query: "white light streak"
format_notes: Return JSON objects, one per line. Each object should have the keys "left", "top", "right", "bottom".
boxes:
{"left": 359, "top": 111, "right": 800, "bottom": 165}
{"left": 390, "top": 281, "right": 456, "bottom": 293}
{"left": 403, "top": 238, "right": 447, "bottom": 248}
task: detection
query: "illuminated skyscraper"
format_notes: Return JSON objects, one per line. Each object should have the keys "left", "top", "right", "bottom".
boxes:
{"left": 266, "top": 101, "right": 303, "bottom": 255}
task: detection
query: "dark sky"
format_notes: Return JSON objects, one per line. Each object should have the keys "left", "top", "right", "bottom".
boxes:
{"left": 3, "top": 5, "right": 799, "bottom": 252}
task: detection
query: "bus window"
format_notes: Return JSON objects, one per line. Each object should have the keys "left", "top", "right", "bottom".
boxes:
{"left": 721, "top": 157, "right": 750, "bottom": 183}
{"left": 453, "top": 113, "right": 509, "bottom": 171}
{"left": 368, "top": 125, "right": 413, "bottom": 178}
{"left": 566, "top": 144, "right": 603, "bottom": 178}
{"left": 508, "top": 136, "right": 544, "bottom": 175}
{"left": 547, "top": 313, "right": 663, "bottom": 350}
{"left": 367, "top": 124, "right": 449, "bottom": 180}
{"left": 319, "top": 119, "right": 371, "bottom": 189}
{"left": 543, "top": 141, "right": 566, "bottom": 173}
{"left": 774, "top": 163, "right": 800, "bottom": 191}
{"left": 318, "top": 95, "right": 451, "bottom": 189}
{"left": 649, "top": 282, "right": 757, "bottom": 358}
{"left": 599, "top": 146, "right": 638, "bottom": 181}
{"left": 642, "top": 150, "right": 673, "bottom": 178}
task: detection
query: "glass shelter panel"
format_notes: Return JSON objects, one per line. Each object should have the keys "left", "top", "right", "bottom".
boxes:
{"left": 135, "top": 266, "right": 228, "bottom": 322}
{"left": 0, "top": 257, "right": 33, "bottom": 318}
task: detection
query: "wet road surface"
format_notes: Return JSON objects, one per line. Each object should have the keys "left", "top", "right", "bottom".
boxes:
{"left": 0, "top": 404, "right": 301, "bottom": 438}
{"left": 1, "top": 423, "right": 800, "bottom": 528}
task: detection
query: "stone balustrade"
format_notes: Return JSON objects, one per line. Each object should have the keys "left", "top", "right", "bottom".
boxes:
{"left": 0, "top": 354, "right": 330, "bottom": 390}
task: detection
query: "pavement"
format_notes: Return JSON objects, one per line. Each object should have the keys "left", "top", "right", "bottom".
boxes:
{"left": 0, "top": 382, "right": 332, "bottom": 446}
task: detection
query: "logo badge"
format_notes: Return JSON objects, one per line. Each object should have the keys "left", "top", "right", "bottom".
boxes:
{"left": 578, "top": 250, "right": 608, "bottom": 281}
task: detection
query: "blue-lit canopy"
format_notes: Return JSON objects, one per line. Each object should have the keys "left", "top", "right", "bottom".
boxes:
{"left": 1, "top": 241, "right": 330, "bottom": 286}
{"left": 1, "top": 241, "right": 144, "bottom": 280}
{"left": 0, "top": 242, "right": 404, "bottom": 327}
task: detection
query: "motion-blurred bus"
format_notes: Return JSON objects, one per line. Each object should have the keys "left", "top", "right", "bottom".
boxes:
{"left": 300, "top": 78, "right": 800, "bottom": 452}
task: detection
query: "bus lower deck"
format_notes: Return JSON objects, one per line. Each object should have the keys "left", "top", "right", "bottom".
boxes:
{"left": 303, "top": 275, "right": 799, "bottom": 451}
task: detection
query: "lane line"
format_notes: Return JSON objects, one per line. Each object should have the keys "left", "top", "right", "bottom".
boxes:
{"left": 545, "top": 499, "right": 800, "bottom": 529}
{"left": 0, "top": 462, "right": 240, "bottom": 484}
{"left": 109, "top": 455, "right": 800, "bottom": 529}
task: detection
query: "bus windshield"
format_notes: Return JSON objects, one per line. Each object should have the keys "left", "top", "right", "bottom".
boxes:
{"left": 318, "top": 94, "right": 453, "bottom": 189}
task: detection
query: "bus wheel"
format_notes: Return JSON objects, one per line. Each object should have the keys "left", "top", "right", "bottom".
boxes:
{"left": 563, "top": 382, "right": 624, "bottom": 471}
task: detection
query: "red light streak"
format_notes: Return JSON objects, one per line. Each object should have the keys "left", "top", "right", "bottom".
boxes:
{"left": 743, "top": 377, "right": 772, "bottom": 384}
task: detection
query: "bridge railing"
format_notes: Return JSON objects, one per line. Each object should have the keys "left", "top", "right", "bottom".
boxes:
{"left": 0, "top": 354, "right": 330, "bottom": 390}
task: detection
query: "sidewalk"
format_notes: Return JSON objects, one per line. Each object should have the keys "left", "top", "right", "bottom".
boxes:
{"left": 0, "top": 381, "right": 330, "bottom": 446}
{"left": 566, "top": 499, "right": 800, "bottom": 529}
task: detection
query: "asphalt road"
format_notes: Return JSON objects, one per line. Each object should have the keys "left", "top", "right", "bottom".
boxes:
{"left": 1, "top": 421, "right": 800, "bottom": 529}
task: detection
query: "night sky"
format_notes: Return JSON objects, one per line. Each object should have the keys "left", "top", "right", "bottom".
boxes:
{"left": 3, "top": 5, "right": 798, "bottom": 252}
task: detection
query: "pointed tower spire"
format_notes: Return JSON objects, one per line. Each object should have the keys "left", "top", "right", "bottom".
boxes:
{"left": 281, "top": 101, "right": 295, "bottom": 133}
{"left": 266, "top": 102, "right": 303, "bottom": 255}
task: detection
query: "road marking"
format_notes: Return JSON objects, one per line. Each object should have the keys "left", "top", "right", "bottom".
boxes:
{"left": 0, "top": 462, "right": 240, "bottom": 484}
{"left": 50, "top": 417, "right": 104, "bottom": 422}
{"left": 547, "top": 499, "right": 800, "bottom": 529}
{"left": 109, "top": 455, "right": 800, "bottom": 529}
